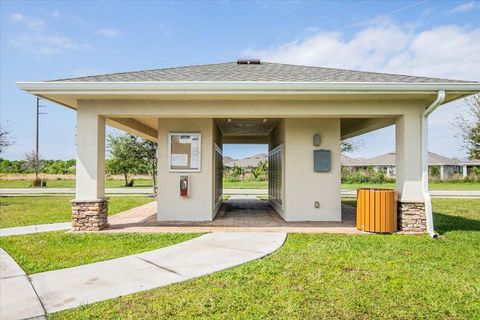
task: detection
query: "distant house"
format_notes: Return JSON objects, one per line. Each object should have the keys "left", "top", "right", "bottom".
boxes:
{"left": 342, "top": 152, "right": 463, "bottom": 179}
{"left": 460, "top": 159, "right": 480, "bottom": 177}
{"left": 224, "top": 153, "right": 267, "bottom": 168}
{"left": 222, "top": 156, "right": 235, "bottom": 165}
{"left": 341, "top": 154, "right": 362, "bottom": 167}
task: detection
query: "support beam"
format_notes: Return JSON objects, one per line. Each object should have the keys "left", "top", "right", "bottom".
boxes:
{"left": 79, "top": 99, "right": 425, "bottom": 118}
{"left": 107, "top": 118, "right": 157, "bottom": 142}
{"left": 341, "top": 118, "right": 395, "bottom": 139}
{"left": 222, "top": 135, "right": 270, "bottom": 144}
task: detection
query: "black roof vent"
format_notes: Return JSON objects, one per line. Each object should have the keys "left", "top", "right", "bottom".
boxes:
{"left": 237, "top": 59, "right": 261, "bottom": 65}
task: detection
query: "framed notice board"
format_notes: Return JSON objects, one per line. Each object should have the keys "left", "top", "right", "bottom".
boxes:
{"left": 168, "top": 133, "right": 201, "bottom": 172}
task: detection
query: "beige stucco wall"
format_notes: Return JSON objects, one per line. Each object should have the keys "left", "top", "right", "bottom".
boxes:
{"left": 269, "top": 119, "right": 285, "bottom": 151}
{"left": 157, "top": 118, "right": 214, "bottom": 221}
{"left": 283, "top": 119, "right": 342, "bottom": 221}
{"left": 74, "top": 99, "right": 428, "bottom": 223}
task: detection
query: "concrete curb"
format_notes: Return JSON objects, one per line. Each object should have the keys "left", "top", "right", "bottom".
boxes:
{"left": 0, "top": 222, "right": 71, "bottom": 237}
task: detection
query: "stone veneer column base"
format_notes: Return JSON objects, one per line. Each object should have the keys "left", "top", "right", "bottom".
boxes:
{"left": 71, "top": 198, "right": 109, "bottom": 231}
{"left": 398, "top": 201, "right": 426, "bottom": 233}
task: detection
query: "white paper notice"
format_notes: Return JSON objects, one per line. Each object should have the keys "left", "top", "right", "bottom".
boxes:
{"left": 179, "top": 136, "right": 192, "bottom": 144}
{"left": 171, "top": 154, "right": 188, "bottom": 167}
{"left": 190, "top": 138, "right": 200, "bottom": 169}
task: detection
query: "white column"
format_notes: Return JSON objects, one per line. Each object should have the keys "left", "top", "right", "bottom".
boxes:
{"left": 75, "top": 108, "right": 105, "bottom": 200}
{"left": 463, "top": 165, "right": 468, "bottom": 178}
{"left": 395, "top": 113, "right": 424, "bottom": 202}
{"left": 440, "top": 165, "right": 445, "bottom": 180}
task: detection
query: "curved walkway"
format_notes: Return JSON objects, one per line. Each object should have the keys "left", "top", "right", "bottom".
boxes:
{"left": 1, "top": 232, "right": 286, "bottom": 319}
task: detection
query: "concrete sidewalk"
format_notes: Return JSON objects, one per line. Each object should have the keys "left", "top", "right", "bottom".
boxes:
{"left": 3, "top": 187, "right": 478, "bottom": 198}
{"left": 2, "top": 232, "right": 286, "bottom": 318}
{"left": 0, "top": 222, "right": 71, "bottom": 237}
{"left": 0, "top": 249, "right": 46, "bottom": 320}
{"left": 0, "top": 188, "right": 266, "bottom": 196}
{"left": 0, "top": 187, "right": 153, "bottom": 195}
{"left": 224, "top": 189, "right": 267, "bottom": 195}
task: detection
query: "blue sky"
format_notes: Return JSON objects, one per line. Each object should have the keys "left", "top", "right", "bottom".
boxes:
{"left": 1, "top": 0, "right": 479, "bottom": 161}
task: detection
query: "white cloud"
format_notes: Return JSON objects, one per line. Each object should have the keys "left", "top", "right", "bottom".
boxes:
{"left": 11, "top": 33, "right": 87, "bottom": 55}
{"left": 10, "top": 13, "right": 45, "bottom": 29}
{"left": 244, "top": 20, "right": 480, "bottom": 81}
{"left": 9, "top": 12, "right": 88, "bottom": 56}
{"left": 244, "top": 20, "right": 480, "bottom": 158}
{"left": 96, "top": 28, "right": 120, "bottom": 38}
{"left": 449, "top": 1, "right": 478, "bottom": 14}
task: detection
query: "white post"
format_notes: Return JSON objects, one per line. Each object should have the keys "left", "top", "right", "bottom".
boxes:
{"left": 395, "top": 113, "right": 423, "bottom": 202}
{"left": 396, "top": 112, "right": 426, "bottom": 233}
{"left": 72, "top": 108, "right": 108, "bottom": 231}
{"left": 463, "top": 165, "right": 468, "bottom": 178}
{"left": 75, "top": 109, "right": 105, "bottom": 200}
{"left": 440, "top": 165, "right": 445, "bottom": 180}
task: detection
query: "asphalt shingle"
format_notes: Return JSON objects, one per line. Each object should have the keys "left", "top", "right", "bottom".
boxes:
{"left": 49, "top": 62, "right": 474, "bottom": 83}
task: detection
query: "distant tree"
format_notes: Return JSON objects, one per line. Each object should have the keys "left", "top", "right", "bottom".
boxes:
{"left": 139, "top": 140, "right": 158, "bottom": 194}
{"left": 107, "top": 134, "right": 144, "bottom": 186}
{"left": 454, "top": 94, "right": 480, "bottom": 160}
{"left": 0, "top": 125, "right": 14, "bottom": 155}
{"left": 24, "top": 150, "right": 41, "bottom": 180}
{"left": 251, "top": 160, "right": 268, "bottom": 180}
{"left": 341, "top": 139, "right": 362, "bottom": 153}
{"left": 231, "top": 165, "right": 244, "bottom": 180}
{"left": 107, "top": 133, "right": 158, "bottom": 190}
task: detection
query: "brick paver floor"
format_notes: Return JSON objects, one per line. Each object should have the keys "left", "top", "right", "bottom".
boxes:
{"left": 104, "top": 197, "right": 362, "bottom": 234}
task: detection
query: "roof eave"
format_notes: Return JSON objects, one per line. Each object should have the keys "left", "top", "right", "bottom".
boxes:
{"left": 16, "top": 81, "right": 480, "bottom": 95}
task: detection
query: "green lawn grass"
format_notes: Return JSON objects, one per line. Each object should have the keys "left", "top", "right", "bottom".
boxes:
{"left": 223, "top": 180, "right": 268, "bottom": 189}
{"left": 0, "top": 196, "right": 153, "bottom": 228}
{"left": 0, "top": 179, "right": 153, "bottom": 188}
{"left": 0, "top": 232, "right": 200, "bottom": 274}
{"left": 48, "top": 198, "right": 480, "bottom": 319}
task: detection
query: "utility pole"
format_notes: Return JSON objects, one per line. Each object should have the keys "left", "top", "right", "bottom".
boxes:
{"left": 35, "top": 97, "right": 47, "bottom": 180}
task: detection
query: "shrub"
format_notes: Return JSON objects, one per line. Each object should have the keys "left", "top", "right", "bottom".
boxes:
{"left": 429, "top": 166, "right": 440, "bottom": 179}
{"left": 341, "top": 167, "right": 395, "bottom": 184}
{"left": 31, "top": 179, "right": 47, "bottom": 187}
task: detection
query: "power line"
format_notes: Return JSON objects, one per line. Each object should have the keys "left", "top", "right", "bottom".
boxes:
{"left": 347, "top": 0, "right": 429, "bottom": 28}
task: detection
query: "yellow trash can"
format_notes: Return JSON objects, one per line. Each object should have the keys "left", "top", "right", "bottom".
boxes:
{"left": 356, "top": 188, "right": 397, "bottom": 233}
